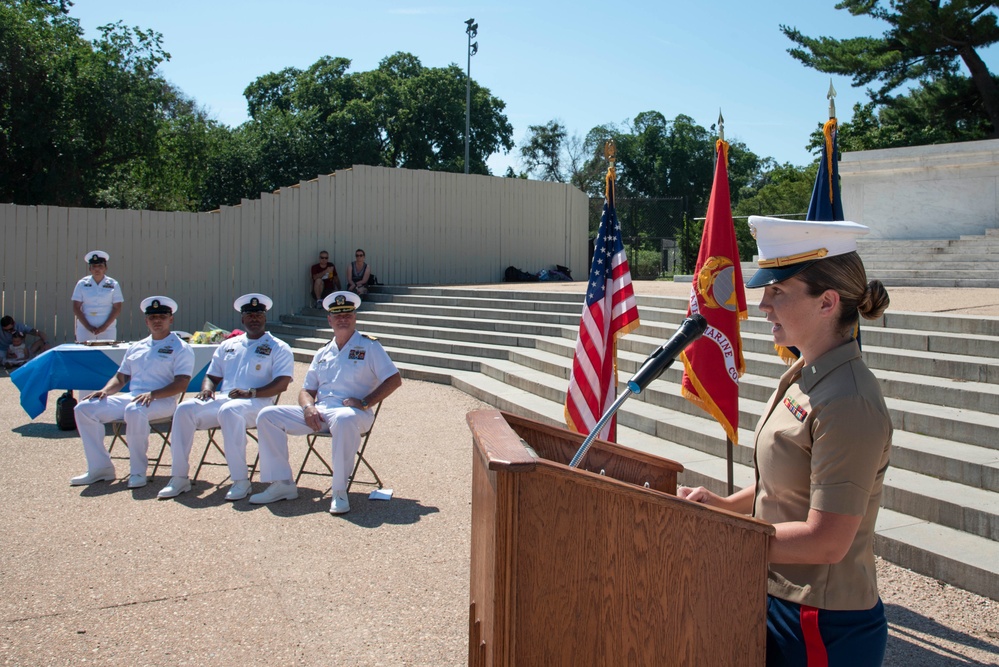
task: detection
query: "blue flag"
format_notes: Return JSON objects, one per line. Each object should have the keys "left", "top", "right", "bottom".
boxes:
{"left": 807, "top": 119, "right": 844, "bottom": 222}
{"left": 777, "top": 118, "right": 850, "bottom": 363}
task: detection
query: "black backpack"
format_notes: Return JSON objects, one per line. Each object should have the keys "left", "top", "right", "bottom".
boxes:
{"left": 55, "top": 391, "right": 77, "bottom": 431}
{"left": 504, "top": 266, "right": 536, "bottom": 282}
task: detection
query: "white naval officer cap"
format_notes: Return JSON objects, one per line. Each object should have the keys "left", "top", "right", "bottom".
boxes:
{"left": 234, "top": 293, "right": 272, "bottom": 313}
{"left": 323, "top": 290, "right": 360, "bottom": 313}
{"left": 140, "top": 296, "right": 178, "bottom": 315}
{"left": 746, "top": 216, "right": 870, "bottom": 288}
{"left": 84, "top": 250, "right": 110, "bottom": 264}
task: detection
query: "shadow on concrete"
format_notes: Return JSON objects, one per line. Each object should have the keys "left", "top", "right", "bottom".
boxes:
{"left": 884, "top": 602, "right": 999, "bottom": 666}
{"left": 218, "top": 486, "right": 441, "bottom": 525}
{"left": 11, "top": 422, "right": 78, "bottom": 439}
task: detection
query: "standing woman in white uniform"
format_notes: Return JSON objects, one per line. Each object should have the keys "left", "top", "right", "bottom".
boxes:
{"left": 72, "top": 251, "right": 124, "bottom": 342}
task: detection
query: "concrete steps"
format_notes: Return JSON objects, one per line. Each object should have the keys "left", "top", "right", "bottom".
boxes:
{"left": 271, "top": 285, "right": 999, "bottom": 601}
{"left": 857, "top": 231, "right": 999, "bottom": 287}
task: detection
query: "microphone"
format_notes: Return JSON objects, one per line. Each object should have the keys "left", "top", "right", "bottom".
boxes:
{"left": 627, "top": 314, "right": 708, "bottom": 393}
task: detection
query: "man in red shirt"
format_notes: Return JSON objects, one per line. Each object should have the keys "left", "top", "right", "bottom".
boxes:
{"left": 311, "top": 250, "right": 341, "bottom": 307}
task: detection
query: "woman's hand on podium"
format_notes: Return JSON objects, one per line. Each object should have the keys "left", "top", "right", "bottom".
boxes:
{"left": 677, "top": 485, "right": 713, "bottom": 504}
{"left": 677, "top": 484, "right": 756, "bottom": 515}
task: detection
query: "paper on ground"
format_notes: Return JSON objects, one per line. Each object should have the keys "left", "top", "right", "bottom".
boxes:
{"left": 369, "top": 488, "right": 393, "bottom": 500}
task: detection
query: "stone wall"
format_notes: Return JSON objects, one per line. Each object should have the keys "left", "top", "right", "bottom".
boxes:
{"left": 840, "top": 138, "right": 999, "bottom": 239}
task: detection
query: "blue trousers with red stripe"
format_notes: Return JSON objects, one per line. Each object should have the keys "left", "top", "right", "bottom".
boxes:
{"left": 766, "top": 596, "right": 887, "bottom": 667}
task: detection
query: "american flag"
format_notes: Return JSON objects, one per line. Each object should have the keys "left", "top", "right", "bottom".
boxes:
{"left": 564, "top": 168, "right": 640, "bottom": 442}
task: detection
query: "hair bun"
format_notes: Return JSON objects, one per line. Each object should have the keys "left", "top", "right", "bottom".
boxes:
{"left": 859, "top": 280, "right": 890, "bottom": 319}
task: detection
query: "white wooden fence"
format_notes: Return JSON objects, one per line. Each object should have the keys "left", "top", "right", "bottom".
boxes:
{"left": 1, "top": 165, "right": 588, "bottom": 343}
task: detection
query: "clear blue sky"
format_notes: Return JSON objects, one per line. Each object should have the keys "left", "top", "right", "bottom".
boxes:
{"left": 68, "top": 0, "right": 999, "bottom": 177}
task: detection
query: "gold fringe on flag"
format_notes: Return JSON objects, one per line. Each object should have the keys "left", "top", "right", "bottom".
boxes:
{"left": 823, "top": 118, "right": 837, "bottom": 205}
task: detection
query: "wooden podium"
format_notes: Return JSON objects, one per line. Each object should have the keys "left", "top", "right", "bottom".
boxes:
{"left": 466, "top": 410, "right": 775, "bottom": 667}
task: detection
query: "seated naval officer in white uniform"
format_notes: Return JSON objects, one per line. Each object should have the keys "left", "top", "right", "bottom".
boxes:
{"left": 158, "top": 293, "right": 294, "bottom": 501}
{"left": 71, "top": 297, "right": 194, "bottom": 489}
{"left": 251, "top": 291, "right": 402, "bottom": 514}
{"left": 71, "top": 250, "right": 124, "bottom": 343}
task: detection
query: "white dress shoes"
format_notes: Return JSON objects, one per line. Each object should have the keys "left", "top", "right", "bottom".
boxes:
{"left": 248, "top": 480, "right": 298, "bottom": 504}
{"left": 330, "top": 489, "right": 350, "bottom": 515}
{"left": 69, "top": 467, "right": 116, "bottom": 486}
{"left": 127, "top": 474, "right": 147, "bottom": 489}
{"left": 225, "top": 479, "right": 253, "bottom": 501}
{"left": 157, "top": 476, "right": 192, "bottom": 499}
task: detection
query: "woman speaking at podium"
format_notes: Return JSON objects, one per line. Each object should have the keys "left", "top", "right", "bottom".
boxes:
{"left": 678, "top": 216, "right": 892, "bottom": 667}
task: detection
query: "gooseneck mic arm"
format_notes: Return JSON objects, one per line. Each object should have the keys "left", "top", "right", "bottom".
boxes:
{"left": 568, "top": 314, "right": 708, "bottom": 468}
{"left": 627, "top": 314, "right": 707, "bottom": 393}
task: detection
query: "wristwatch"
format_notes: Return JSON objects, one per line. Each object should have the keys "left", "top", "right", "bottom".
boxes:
{"left": 249, "top": 388, "right": 257, "bottom": 398}
{"left": 360, "top": 398, "right": 369, "bottom": 408}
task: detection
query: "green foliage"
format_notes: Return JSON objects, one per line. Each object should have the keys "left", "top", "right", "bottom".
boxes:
{"left": 732, "top": 162, "right": 818, "bottom": 260}
{"left": 782, "top": 0, "right": 999, "bottom": 133}
{"left": 628, "top": 247, "right": 664, "bottom": 280}
{"left": 1, "top": 1, "right": 514, "bottom": 210}
{"left": 519, "top": 120, "right": 568, "bottom": 182}
{"left": 815, "top": 76, "right": 998, "bottom": 152}
{"left": 0, "top": 0, "right": 191, "bottom": 207}
{"left": 236, "top": 52, "right": 514, "bottom": 192}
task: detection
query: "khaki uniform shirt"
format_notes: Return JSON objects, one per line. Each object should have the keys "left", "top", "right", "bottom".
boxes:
{"left": 753, "top": 339, "right": 892, "bottom": 610}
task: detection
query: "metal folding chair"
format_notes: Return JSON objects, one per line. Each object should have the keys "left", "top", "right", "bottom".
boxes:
{"left": 189, "top": 391, "right": 284, "bottom": 482}
{"left": 296, "top": 402, "right": 383, "bottom": 491}
{"left": 106, "top": 392, "right": 189, "bottom": 477}
{"left": 193, "top": 426, "right": 261, "bottom": 482}
{"left": 107, "top": 416, "right": 176, "bottom": 477}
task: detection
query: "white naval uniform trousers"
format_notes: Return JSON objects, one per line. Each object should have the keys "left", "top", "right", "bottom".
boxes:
{"left": 74, "top": 394, "right": 179, "bottom": 476}
{"left": 169, "top": 396, "right": 275, "bottom": 480}
{"left": 255, "top": 403, "right": 375, "bottom": 490}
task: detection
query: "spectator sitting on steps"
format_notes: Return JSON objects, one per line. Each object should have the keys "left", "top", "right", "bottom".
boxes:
{"left": 311, "top": 250, "right": 341, "bottom": 307}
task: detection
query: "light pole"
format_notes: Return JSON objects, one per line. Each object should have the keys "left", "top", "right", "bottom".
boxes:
{"left": 464, "top": 18, "right": 478, "bottom": 175}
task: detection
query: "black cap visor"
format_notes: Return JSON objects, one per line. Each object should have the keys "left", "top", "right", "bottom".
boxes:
{"left": 746, "top": 260, "right": 817, "bottom": 288}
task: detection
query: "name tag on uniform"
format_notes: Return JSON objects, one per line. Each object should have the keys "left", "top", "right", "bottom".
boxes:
{"left": 157, "top": 346, "right": 175, "bottom": 355}
{"left": 349, "top": 348, "right": 365, "bottom": 360}
{"left": 783, "top": 396, "right": 807, "bottom": 422}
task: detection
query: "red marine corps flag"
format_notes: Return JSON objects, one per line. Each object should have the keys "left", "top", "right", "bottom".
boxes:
{"left": 680, "top": 125, "right": 747, "bottom": 455}
{"left": 564, "top": 142, "right": 640, "bottom": 442}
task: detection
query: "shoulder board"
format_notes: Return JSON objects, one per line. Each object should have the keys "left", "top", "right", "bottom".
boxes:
{"left": 361, "top": 333, "right": 378, "bottom": 341}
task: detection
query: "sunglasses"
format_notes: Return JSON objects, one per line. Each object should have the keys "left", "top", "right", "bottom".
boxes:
{"left": 320, "top": 256, "right": 329, "bottom": 260}
{"left": 356, "top": 253, "right": 365, "bottom": 257}
{"left": 2, "top": 327, "right": 14, "bottom": 333}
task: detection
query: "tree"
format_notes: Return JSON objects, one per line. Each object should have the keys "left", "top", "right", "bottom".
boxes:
{"left": 732, "top": 162, "right": 818, "bottom": 260}
{"left": 519, "top": 120, "right": 567, "bottom": 182}
{"left": 815, "top": 74, "right": 998, "bottom": 152}
{"left": 517, "top": 119, "right": 588, "bottom": 188}
{"left": 0, "top": 1, "right": 170, "bottom": 206}
{"left": 782, "top": 1, "right": 999, "bottom": 135}
{"left": 237, "top": 52, "right": 513, "bottom": 188}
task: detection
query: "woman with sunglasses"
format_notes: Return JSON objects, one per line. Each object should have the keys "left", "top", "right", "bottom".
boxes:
{"left": 347, "top": 249, "right": 372, "bottom": 296}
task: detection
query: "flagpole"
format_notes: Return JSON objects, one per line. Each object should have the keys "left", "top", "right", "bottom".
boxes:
{"left": 727, "top": 439, "right": 734, "bottom": 495}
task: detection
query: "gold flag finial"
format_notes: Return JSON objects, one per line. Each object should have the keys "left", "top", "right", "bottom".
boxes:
{"left": 827, "top": 79, "right": 837, "bottom": 119}
{"left": 603, "top": 141, "right": 616, "bottom": 197}
{"left": 604, "top": 140, "right": 616, "bottom": 163}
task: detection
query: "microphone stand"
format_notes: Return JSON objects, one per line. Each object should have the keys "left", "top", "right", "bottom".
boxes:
{"left": 568, "top": 385, "right": 640, "bottom": 468}
{"left": 568, "top": 314, "right": 706, "bottom": 469}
